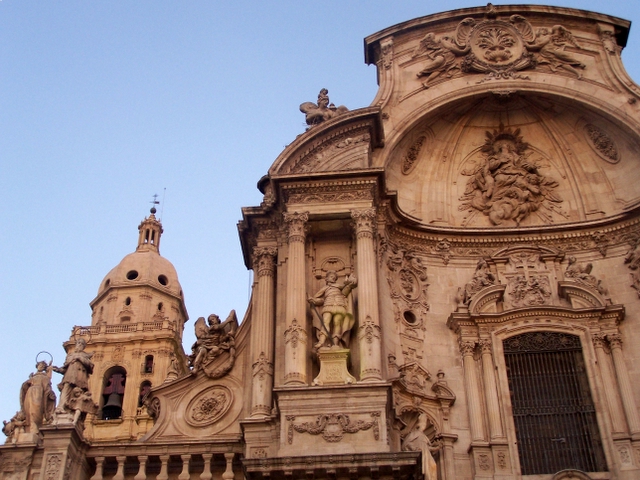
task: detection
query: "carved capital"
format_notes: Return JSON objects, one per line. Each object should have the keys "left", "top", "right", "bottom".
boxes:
{"left": 283, "top": 212, "right": 309, "bottom": 243}
{"left": 351, "top": 208, "right": 377, "bottom": 239}
{"left": 608, "top": 333, "right": 623, "bottom": 350}
{"left": 459, "top": 341, "right": 477, "bottom": 356}
{"left": 478, "top": 339, "right": 492, "bottom": 354}
{"left": 592, "top": 332, "right": 607, "bottom": 349}
{"left": 252, "top": 246, "right": 278, "bottom": 277}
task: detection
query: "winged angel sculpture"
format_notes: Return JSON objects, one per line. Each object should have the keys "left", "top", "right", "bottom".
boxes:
{"left": 412, "top": 13, "right": 585, "bottom": 87}
{"left": 189, "top": 310, "right": 238, "bottom": 379}
{"left": 300, "top": 89, "right": 348, "bottom": 129}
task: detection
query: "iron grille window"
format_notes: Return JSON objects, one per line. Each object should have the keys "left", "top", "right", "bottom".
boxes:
{"left": 503, "top": 332, "right": 607, "bottom": 475}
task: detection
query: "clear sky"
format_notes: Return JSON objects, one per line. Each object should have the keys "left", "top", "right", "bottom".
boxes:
{"left": 1, "top": 0, "right": 639, "bottom": 426}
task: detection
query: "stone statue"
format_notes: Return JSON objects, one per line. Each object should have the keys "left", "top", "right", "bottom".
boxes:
{"left": 189, "top": 310, "right": 237, "bottom": 378}
{"left": 412, "top": 31, "right": 466, "bottom": 87}
{"left": 460, "top": 259, "right": 496, "bottom": 305}
{"left": 52, "top": 338, "right": 96, "bottom": 419}
{"left": 401, "top": 413, "right": 439, "bottom": 480}
{"left": 308, "top": 271, "right": 357, "bottom": 349}
{"left": 459, "top": 124, "right": 562, "bottom": 226}
{"left": 300, "top": 89, "right": 348, "bottom": 128}
{"left": 528, "top": 25, "right": 585, "bottom": 79}
{"left": 2, "top": 411, "right": 26, "bottom": 444}
{"left": 19, "top": 361, "right": 56, "bottom": 434}
{"left": 565, "top": 256, "right": 606, "bottom": 295}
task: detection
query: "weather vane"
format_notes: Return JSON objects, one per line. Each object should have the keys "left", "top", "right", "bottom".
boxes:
{"left": 150, "top": 194, "right": 160, "bottom": 214}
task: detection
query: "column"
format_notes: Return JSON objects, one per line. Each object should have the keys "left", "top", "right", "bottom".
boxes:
{"left": 608, "top": 334, "right": 640, "bottom": 435}
{"left": 460, "top": 340, "right": 486, "bottom": 442}
{"left": 592, "top": 333, "right": 627, "bottom": 434}
{"left": 134, "top": 455, "right": 148, "bottom": 480}
{"left": 250, "top": 246, "right": 277, "bottom": 416}
{"left": 283, "top": 212, "right": 309, "bottom": 385}
{"left": 90, "top": 457, "right": 105, "bottom": 480}
{"left": 113, "top": 456, "right": 126, "bottom": 480}
{"left": 479, "top": 339, "right": 504, "bottom": 440}
{"left": 352, "top": 208, "right": 382, "bottom": 382}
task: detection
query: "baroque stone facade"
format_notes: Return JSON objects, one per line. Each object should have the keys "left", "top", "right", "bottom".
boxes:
{"left": 3, "top": 4, "right": 640, "bottom": 480}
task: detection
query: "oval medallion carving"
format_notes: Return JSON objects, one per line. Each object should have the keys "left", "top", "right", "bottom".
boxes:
{"left": 584, "top": 124, "right": 620, "bottom": 164}
{"left": 186, "top": 385, "right": 232, "bottom": 427}
{"left": 470, "top": 22, "right": 524, "bottom": 68}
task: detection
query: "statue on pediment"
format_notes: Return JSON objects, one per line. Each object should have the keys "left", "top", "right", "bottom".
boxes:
{"left": 19, "top": 361, "right": 56, "bottom": 434}
{"left": 460, "top": 259, "right": 497, "bottom": 305}
{"left": 565, "top": 256, "right": 606, "bottom": 295}
{"left": 189, "top": 310, "right": 237, "bottom": 378}
{"left": 300, "top": 89, "right": 348, "bottom": 128}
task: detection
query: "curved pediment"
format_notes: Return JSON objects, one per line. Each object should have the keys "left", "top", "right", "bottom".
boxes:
{"left": 269, "top": 108, "right": 383, "bottom": 176}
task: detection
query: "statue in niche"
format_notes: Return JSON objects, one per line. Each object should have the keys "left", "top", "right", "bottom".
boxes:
{"left": 189, "top": 310, "right": 237, "bottom": 378}
{"left": 300, "top": 88, "right": 348, "bottom": 128}
{"left": 19, "top": 360, "right": 56, "bottom": 434}
{"left": 459, "top": 259, "right": 497, "bottom": 305}
{"left": 52, "top": 338, "right": 98, "bottom": 424}
{"left": 401, "top": 413, "right": 440, "bottom": 480}
{"left": 459, "top": 123, "right": 562, "bottom": 226}
{"left": 565, "top": 256, "right": 606, "bottom": 295}
{"left": 308, "top": 270, "right": 357, "bottom": 349}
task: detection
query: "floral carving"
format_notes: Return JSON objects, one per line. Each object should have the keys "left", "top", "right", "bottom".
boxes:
{"left": 187, "top": 386, "right": 232, "bottom": 427}
{"left": 45, "top": 454, "right": 62, "bottom": 480}
{"left": 477, "top": 453, "right": 492, "bottom": 471}
{"left": 287, "top": 412, "right": 380, "bottom": 444}
{"left": 459, "top": 123, "right": 563, "bottom": 226}
{"left": 411, "top": 14, "right": 586, "bottom": 88}
{"left": 284, "top": 319, "right": 305, "bottom": 349}
{"left": 585, "top": 124, "right": 620, "bottom": 164}
{"left": 402, "top": 135, "right": 427, "bottom": 174}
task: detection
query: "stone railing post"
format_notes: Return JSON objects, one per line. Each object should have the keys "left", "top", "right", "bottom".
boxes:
{"left": 283, "top": 212, "right": 309, "bottom": 385}
{"left": 351, "top": 208, "right": 382, "bottom": 382}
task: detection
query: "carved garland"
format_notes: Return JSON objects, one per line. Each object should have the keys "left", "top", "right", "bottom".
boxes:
{"left": 286, "top": 412, "right": 380, "bottom": 444}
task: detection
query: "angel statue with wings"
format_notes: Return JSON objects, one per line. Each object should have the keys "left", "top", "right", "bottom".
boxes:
{"left": 189, "top": 310, "right": 238, "bottom": 379}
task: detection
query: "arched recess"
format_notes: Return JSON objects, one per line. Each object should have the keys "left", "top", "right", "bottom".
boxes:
{"left": 383, "top": 90, "right": 640, "bottom": 230}
{"left": 101, "top": 366, "right": 127, "bottom": 420}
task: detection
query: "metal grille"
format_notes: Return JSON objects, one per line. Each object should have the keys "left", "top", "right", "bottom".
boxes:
{"left": 504, "top": 332, "right": 607, "bottom": 475}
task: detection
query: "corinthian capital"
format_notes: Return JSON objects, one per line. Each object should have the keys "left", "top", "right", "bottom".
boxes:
{"left": 351, "top": 208, "right": 376, "bottom": 237}
{"left": 283, "top": 212, "right": 309, "bottom": 243}
{"left": 252, "top": 246, "right": 278, "bottom": 277}
{"left": 607, "top": 333, "right": 623, "bottom": 349}
{"left": 459, "top": 340, "right": 477, "bottom": 356}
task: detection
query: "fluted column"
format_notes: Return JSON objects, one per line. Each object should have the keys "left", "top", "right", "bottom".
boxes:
{"left": 479, "top": 339, "right": 504, "bottom": 440}
{"left": 250, "top": 246, "right": 277, "bottom": 416}
{"left": 460, "top": 340, "right": 486, "bottom": 442}
{"left": 134, "top": 455, "right": 148, "bottom": 480}
{"left": 351, "top": 208, "right": 382, "bottom": 382}
{"left": 592, "top": 333, "right": 627, "bottom": 434}
{"left": 283, "top": 212, "right": 309, "bottom": 385}
{"left": 608, "top": 334, "right": 640, "bottom": 435}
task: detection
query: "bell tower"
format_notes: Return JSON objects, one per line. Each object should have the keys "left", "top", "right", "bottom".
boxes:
{"left": 68, "top": 206, "right": 189, "bottom": 442}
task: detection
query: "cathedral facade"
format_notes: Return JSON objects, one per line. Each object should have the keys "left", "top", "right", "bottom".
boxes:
{"left": 3, "top": 4, "right": 640, "bottom": 480}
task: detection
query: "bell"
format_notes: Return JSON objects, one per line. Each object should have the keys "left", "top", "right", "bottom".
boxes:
{"left": 103, "top": 392, "right": 122, "bottom": 408}
{"left": 104, "top": 392, "right": 123, "bottom": 409}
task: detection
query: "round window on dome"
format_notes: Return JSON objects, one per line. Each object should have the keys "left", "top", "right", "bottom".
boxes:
{"left": 104, "top": 279, "right": 111, "bottom": 288}
{"left": 158, "top": 275, "right": 168, "bottom": 286}
{"left": 126, "top": 270, "right": 139, "bottom": 280}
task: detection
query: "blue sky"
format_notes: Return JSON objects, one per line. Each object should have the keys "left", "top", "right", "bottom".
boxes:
{"left": 1, "top": 1, "right": 639, "bottom": 425}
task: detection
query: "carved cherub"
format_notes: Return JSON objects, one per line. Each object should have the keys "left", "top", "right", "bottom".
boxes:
{"left": 300, "top": 89, "right": 348, "bottom": 128}
{"left": 565, "top": 256, "right": 606, "bottom": 295}
{"left": 460, "top": 259, "right": 497, "bottom": 305}
{"left": 189, "top": 310, "right": 238, "bottom": 372}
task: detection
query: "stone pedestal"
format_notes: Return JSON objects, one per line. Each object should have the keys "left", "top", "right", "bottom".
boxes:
{"left": 38, "top": 422, "right": 90, "bottom": 480}
{"left": 313, "top": 348, "right": 356, "bottom": 386}
{"left": 275, "top": 384, "right": 390, "bottom": 457}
